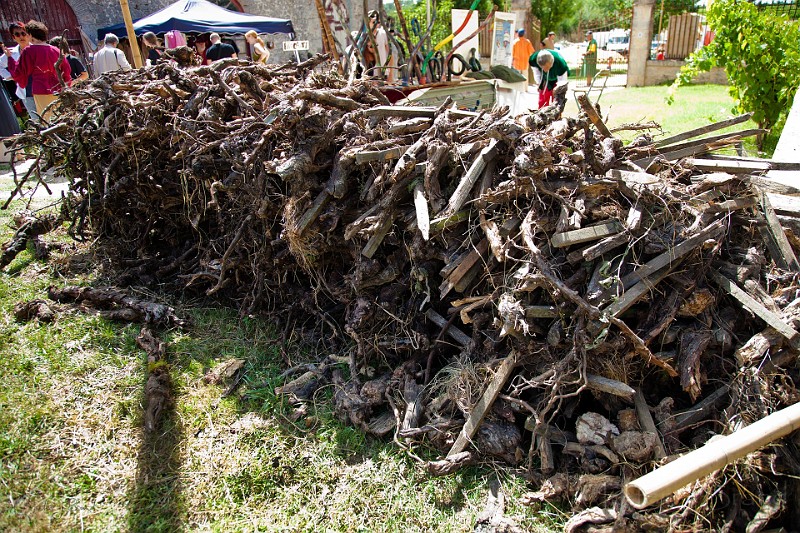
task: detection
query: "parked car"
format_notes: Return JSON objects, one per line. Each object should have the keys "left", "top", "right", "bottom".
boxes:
{"left": 606, "top": 34, "right": 629, "bottom": 56}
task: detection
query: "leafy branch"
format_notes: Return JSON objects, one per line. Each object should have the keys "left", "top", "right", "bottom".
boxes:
{"left": 667, "top": 0, "right": 800, "bottom": 152}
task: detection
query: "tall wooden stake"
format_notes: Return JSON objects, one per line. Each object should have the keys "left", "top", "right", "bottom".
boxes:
{"left": 118, "top": 0, "right": 143, "bottom": 68}
{"left": 313, "top": 0, "right": 342, "bottom": 73}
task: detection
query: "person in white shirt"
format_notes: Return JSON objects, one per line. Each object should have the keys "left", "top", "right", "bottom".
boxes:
{"left": 367, "top": 10, "right": 393, "bottom": 82}
{"left": 93, "top": 33, "right": 131, "bottom": 76}
{"left": 0, "top": 21, "right": 39, "bottom": 123}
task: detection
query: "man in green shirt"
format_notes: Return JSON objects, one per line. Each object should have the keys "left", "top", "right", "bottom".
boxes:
{"left": 584, "top": 30, "right": 598, "bottom": 86}
{"left": 529, "top": 49, "right": 569, "bottom": 110}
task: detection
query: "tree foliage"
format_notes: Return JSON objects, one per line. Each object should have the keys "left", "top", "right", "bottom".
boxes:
{"left": 668, "top": 0, "right": 800, "bottom": 151}
{"left": 387, "top": 0, "right": 497, "bottom": 52}
{"left": 569, "top": 0, "right": 695, "bottom": 35}
{"left": 531, "top": 0, "right": 579, "bottom": 34}
{"left": 571, "top": 0, "right": 632, "bottom": 32}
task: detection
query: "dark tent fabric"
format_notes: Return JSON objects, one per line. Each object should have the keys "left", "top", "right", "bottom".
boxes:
{"left": 97, "top": 0, "right": 294, "bottom": 40}
{"left": 0, "top": 84, "right": 21, "bottom": 139}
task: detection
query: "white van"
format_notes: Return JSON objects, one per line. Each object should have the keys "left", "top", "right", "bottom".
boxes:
{"left": 604, "top": 30, "right": 630, "bottom": 56}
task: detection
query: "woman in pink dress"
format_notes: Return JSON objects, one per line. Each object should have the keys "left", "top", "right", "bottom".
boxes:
{"left": 3, "top": 20, "right": 71, "bottom": 122}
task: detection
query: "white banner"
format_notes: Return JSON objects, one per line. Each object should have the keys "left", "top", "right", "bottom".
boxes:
{"left": 490, "top": 12, "right": 516, "bottom": 67}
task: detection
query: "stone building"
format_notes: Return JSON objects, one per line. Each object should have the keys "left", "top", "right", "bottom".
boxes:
{"left": 0, "top": 0, "right": 366, "bottom": 64}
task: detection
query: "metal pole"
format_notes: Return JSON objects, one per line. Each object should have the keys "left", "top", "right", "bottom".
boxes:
{"left": 426, "top": 0, "right": 431, "bottom": 32}
{"left": 118, "top": 0, "right": 143, "bottom": 68}
{"left": 657, "top": 0, "right": 666, "bottom": 40}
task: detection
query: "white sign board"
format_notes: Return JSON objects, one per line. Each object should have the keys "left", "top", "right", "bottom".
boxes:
{"left": 283, "top": 40, "right": 310, "bottom": 52}
{"left": 451, "top": 9, "right": 480, "bottom": 60}
{"left": 490, "top": 12, "right": 516, "bottom": 68}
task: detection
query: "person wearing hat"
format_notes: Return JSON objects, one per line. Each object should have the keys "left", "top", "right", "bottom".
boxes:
{"left": 583, "top": 30, "right": 598, "bottom": 85}
{"left": 528, "top": 48, "right": 569, "bottom": 111}
{"left": 511, "top": 28, "right": 534, "bottom": 81}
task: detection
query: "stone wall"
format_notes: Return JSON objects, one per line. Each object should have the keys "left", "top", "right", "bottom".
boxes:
{"left": 644, "top": 60, "right": 728, "bottom": 86}
{"left": 243, "top": 0, "right": 365, "bottom": 64}
{"left": 66, "top": 0, "right": 172, "bottom": 45}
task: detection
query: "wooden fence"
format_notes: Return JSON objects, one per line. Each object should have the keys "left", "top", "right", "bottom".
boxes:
{"left": 665, "top": 13, "right": 703, "bottom": 60}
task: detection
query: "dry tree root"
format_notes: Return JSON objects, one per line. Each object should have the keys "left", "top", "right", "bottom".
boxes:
{"left": 47, "top": 286, "right": 186, "bottom": 328}
{"left": 13, "top": 299, "right": 57, "bottom": 322}
{"left": 11, "top": 55, "right": 800, "bottom": 529}
{"left": 136, "top": 327, "right": 171, "bottom": 432}
{"left": 0, "top": 213, "right": 62, "bottom": 269}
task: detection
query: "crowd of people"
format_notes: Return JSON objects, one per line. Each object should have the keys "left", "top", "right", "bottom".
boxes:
{"left": 0, "top": 20, "right": 275, "bottom": 134}
{"left": 1, "top": 20, "right": 74, "bottom": 129}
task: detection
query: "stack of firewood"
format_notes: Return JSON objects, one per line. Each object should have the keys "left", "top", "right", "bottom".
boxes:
{"left": 6, "top": 55, "right": 800, "bottom": 531}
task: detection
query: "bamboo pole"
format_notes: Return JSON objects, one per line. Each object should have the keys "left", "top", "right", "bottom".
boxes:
{"left": 118, "top": 0, "right": 143, "bottom": 68}
{"left": 625, "top": 401, "right": 800, "bottom": 509}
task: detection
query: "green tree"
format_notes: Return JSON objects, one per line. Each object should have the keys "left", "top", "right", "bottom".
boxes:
{"left": 532, "top": 0, "right": 579, "bottom": 35}
{"left": 668, "top": 0, "right": 800, "bottom": 152}
{"left": 390, "top": 0, "right": 496, "bottom": 51}
{"left": 571, "top": 0, "right": 632, "bottom": 32}
{"left": 569, "top": 0, "right": 695, "bottom": 35}
{"left": 652, "top": 0, "right": 698, "bottom": 34}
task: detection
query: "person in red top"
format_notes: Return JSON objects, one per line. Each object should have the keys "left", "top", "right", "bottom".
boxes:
{"left": 3, "top": 20, "right": 71, "bottom": 122}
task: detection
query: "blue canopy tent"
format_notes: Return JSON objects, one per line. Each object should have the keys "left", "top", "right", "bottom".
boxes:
{"left": 97, "top": 0, "right": 294, "bottom": 40}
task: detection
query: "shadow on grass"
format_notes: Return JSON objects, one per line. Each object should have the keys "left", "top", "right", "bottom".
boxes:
{"left": 126, "top": 367, "right": 184, "bottom": 532}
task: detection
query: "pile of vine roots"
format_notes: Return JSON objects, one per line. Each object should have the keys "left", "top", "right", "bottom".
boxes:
{"left": 7, "top": 54, "right": 800, "bottom": 531}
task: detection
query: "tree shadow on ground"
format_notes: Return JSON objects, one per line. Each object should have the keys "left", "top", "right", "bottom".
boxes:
{"left": 126, "top": 367, "right": 184, "bottom": 532}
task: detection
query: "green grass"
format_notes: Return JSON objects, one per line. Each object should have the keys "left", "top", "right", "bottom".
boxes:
{"left": 0, "top": 200, "right": 564, "bottom": 532}
{"left": 592, "top": 84, "right": 761, "bottom": 153}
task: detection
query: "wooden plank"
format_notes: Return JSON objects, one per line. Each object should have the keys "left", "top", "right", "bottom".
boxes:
{"left": 441, "top": 139, "right": 498, "bottom": 217}
{"left": 673, "top": 387, "right": 729, "bottom": 430}
{"left": 295, "top": 189, "right": 330, "bottom": 235}
{"left": 655, "top": 113, "right": 752, "bottom": 148}
{"left": 387, "top": 117, "right": 432, "bottom": 135}
{"left": 684, "top": 158, "right": 771, "bottom": 174}
{"left": 619, "top": 220, "right": 725, "bottom": 291}
{"left": 550, "top": 221, "right": 622, "bottom": 248}
{"left": 577, "top": 93, "right": 612, "bottom": 138}
{"left": 711, "top": 271, "right": 800, "bottom": 343}
{"left": 707, "top": 153, "right": 800, "bottom": 171}
{"left": 634, "top": 390, "right": 667, "bottom": 460}
{"left": 361, "top": 215, "right": 393, "bottom": 259}
{"left": 657, "top": 128, "right": 766, "bottom": 155}
{"left": 365, "top": 105, "right": 480, "bottom": 119}
{"left": 749, "top": 176, "right": 800, "bottom": 195}
{"left": 567, "top": 232, "right": 630, "bottom": 264}
{"left": 413, "top": 183, "right": 430, "bottom": 241}
{"left": 448, "top": 353, "right": 518, "bottom": 457}
{"left": 524, "top": 305, "right": 558, "bottom": 318}
{"left": 703, "top": 196, "right": 757, "bottom": 214}
{"left": 355, "top": 146, "right": 409, "bottom": 164}
{"left": 606, "top": 169, "right": 660, "bottom": 182}
{"left": 766, "top": 193, "right": 800, "bottom": 217}
{"left": 634, "top": 130, "right": 764, "bottom": 168}
{"left": 425, "top": 309, "right": 473, "bottom": 347}
{"left": 604, "top": 266, "right": 674, "bottom": 317}
{"left": 759, "top": 192, "right": 800, "bottom": 271}
{"left": 439, "top": 239, "right": 489, "bottom": 299}
{"left": 625, "top": 205, "right": 643, "bottom": 231}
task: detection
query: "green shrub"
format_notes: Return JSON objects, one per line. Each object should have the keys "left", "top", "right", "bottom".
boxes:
{"left": 668, "top": 0, "right": 800, "bottom": 152}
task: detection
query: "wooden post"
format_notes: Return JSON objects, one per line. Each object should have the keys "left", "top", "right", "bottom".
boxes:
{"left": 118, "top": 0, "right": 143, "bottom": 68}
